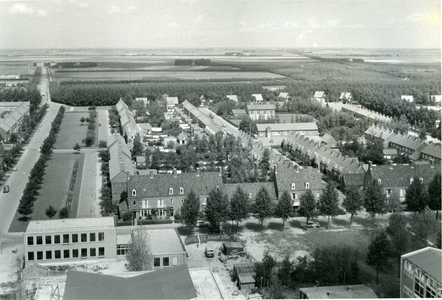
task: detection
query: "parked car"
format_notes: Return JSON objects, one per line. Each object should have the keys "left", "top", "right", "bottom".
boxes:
{"left": 205, "top": 242, "right": 216, "bottom": 258}
{"left": 301, "top": 220, "right": 320, "bottom": 229}
{"left": 12, "top": 167, "right": 17, "bottom": 171}
{"left": 3, "top": 185, "right": 9, "bottom": 193}
{"left": 196, "top": 220, "right": 209, "bottom": 227}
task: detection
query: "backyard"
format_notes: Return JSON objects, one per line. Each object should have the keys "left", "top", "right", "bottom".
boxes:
{"left": 8, "top": 153, "right": 84, "bottom": 233}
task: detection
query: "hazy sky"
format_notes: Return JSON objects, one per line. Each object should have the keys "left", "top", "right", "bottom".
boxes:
{"left": 0, "top": 0, "right": 440, "bottom": 49}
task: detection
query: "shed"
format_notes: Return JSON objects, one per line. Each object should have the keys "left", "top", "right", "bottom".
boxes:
{"left": 222, "top": 241, "right": 244, "bottom": 255}
{"left": 237, "top": 275, "right": 255, "bottom": 291}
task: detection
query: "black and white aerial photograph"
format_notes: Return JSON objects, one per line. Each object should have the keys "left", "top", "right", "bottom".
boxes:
{"left": 0, "top": 0, "right": 440, "bottom": 299}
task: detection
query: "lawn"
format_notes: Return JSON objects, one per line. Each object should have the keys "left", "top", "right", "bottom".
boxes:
{"left": 8, "top": 153, "right": 84, "bottom": 233}
{"left": 53, "top": 112, "right": 90, "bottom": 149}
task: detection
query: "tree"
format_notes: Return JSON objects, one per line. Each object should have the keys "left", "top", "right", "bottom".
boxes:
{"left": 126, "top": 226, "right": 153, "bottom": 271}
{"left": 259, "top": 148, "right": 271, "bottom": 181}
{"left": 365, "top": 231, "right": 391, "bottom": 285}
{"left": 409, "top": 206, "right": 438, "bottom": 248}
{"left": 427, "top": 173, "right": 441, "bottom": 219}
{"left": 229, "top": 187, "right": 250, "bottom": 233}
{"left": 255, "top": 252, "right": 276, "bottom": 289}
{"left": 73, "top": 142, "right": 81, "bottom": 152}
{"left": 318, "top": 183, "right": 340, "bottom": 229}
{"left": 98, "top": 140, "right": 107, "bottom": 148}
{"left": 181, "top": 189, "right": 200, "bottom": 232}
{"left": 45, "top": 205, "right": 58, "bottom": 219}
{"left": 386, "top": 212, "right": 410, "bottom": 277}
{"left": 9, "top": 132, "right": 18, "bottom": 143}
{"left": 254, "top": 187, "right": 273, "bottom": 229}
{"left": 59, "top": 206, "right": 70, "bottom": 219}
{"left": 299, "top": 189, "right": 318, "bottom": 230}
{"left": 205, "top": 188, "right": 229, "bottom": 233}
{"left": 405, "top": 176, "right": 428, "bottom": 213}
{"left": 274, "top": 190, "right": 292, "bottom": 228}
{"left": 342, "top": 186, "right": 363, "bottom": 227}
{"left": 278, "top": 255, "right": 294, "bottom": 286}
{"left": 131, "top": 133, "right": 143, "bottom": 158}
{"left": 363, "top": 181, "right": 387, "bottom": 218}
{"left": 80, "top": 117, "right": 85, "bottom": 125}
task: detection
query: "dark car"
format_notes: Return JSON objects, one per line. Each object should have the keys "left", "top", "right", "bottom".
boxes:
{"left": 301, "top": 220, "right": 320, "bottom": 229}
{"left": 3, "top": 185, "right": 10, "bottom": 193}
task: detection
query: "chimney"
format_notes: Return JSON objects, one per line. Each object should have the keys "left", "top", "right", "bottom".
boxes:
{"left": 150, "top": 169, "right": 154, "bottom": 179}
{"left": 274, "top": 165, "right": 277, "bottom": 174}
{"left": 218, "top": 166, "right": 222, "bottom": 176}
{"left": 196, "top": 167, "right": 201, "bottom": 176}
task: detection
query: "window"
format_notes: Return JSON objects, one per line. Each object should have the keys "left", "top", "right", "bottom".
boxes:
{"left": 316, "top": 193, "right": 320, "bottom": 198}
{"left": 28, "top": 252, "right": 34, "bottom": 261}
{"left": 249, "top": 193, "right": 253, "bottom": 199}
{"left": 63, "top": 234, "right": 69, "bottom": 244}
{"left": 181, "top": 199, "right": 184, "bottom": 204}
{"left": 54, "top": 235, "right": 61, "bottom": 244}
{"left": 426, "top": 286, "right": 437, "bottom": 298}
{"left": 36, "top": 236, "right": 43, "bottom": 245}
{"left": 292, "top": 193, "right": 297, "bottom": 200}
{"left": 172, "top": 256, "right": 178, "bottom": 266}
{"left": 90, "top": 248, "right": 96, "bottom": 257}
{"left": 163, "top": 257, "right": 170, "bottom": 267}
{"left": 170, "top": 199, "right": 173, "bottom": 204}
{"left": 98, "top": 232, "right": 104, "bottom": 241}
{"left": 27, "top": 236, "right": 34, "bottom": 246}
{"left": 98, "top": 247, "right": 105, "bottom": 257}
{"left": 72, "top": 234, "right": 78, "bottom": 243}
{"left": 154, "top": 258, "right": 160, "bottom": 267}
{"left": 157, "top": 199, "right": 164, "bottom": 207}
{"left": 291, "top": 183, "right": 296, "bottom": 190}
{"left": 419, "top": 177, "right": 423, "bottom": 184}
{"left": 410, "top": 178, "right": 414, "bottom": 184}
{"left": 55, "top": 250, "right": 61, "bottom": 259}
{"left": 415, "top": 280, "right": 425, "bottom": 298}
{"left": 132, "top": 189, "right": 136, "bottom": 196}
{"left": 169, "top": 188, "right": 173, "bottom": 195}
{"left": 46, "top": 251, "right": 52, "bottom": 260}
{"left": 73, "top": 249, "right": 79, "bottom": 258}
{"left": 305, "top": 182, "right": 310, "bottom": 189}
{"left": 81, "top": 233, "right": 87, "bottom": 243}
{"left": 179, "top": 187, "right": 184, "bottom": 194}
{"left": 89, "top": 233, "right": 96, "bottom": 242}
{"left": 64, "top": 250, "right": 70, "bottom": 259}
{"left": 81, "top": 248, "right": 87, "bottom": 258}
{"left": 387, "top": 189, "right": 392, "bottom": 197}
{"left": 37, "top": 251, "right": 43, "bottom": 260}
{"left": 377, "top": 179, "right": 381, "bottom": 185}
{"left": 45, "top": 235, "right": 52, "bottom": 245}
{"left": 142, "top": 200, "right": 149, "bottom": 208}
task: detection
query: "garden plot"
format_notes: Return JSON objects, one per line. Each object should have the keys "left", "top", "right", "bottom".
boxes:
{"left": 53, "top": 112, "right": 90, "bottom": 149}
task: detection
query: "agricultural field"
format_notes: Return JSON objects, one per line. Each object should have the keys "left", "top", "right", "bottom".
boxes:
{"left": 53, "top": 70, "right": 285, "bottom": 81}
{"left": 53, "top": 112, "right": 91, "bottom": 149}
{"left": 0, "top": 65, "right": 36, "bottom": 76}
{"left": 8, "top": 153, "right": 84, "bottom": 233}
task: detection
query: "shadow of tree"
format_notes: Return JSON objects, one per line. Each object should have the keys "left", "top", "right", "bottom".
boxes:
{"left": 332, "top": 217, "right": 349, "bottom": 227}
{"left": 244, "top": 222, "right": 263, "bottom": 232}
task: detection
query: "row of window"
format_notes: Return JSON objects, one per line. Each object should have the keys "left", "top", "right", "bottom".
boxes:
{"left": 291, "top": 183, "right": 310, "bottom": 190}
{"left": 132, "top": 187, "right": 185, "bottom": 197}
{"left": 153, "top": 256, "right": 178, "bottom": 267}
{"left": 27, "top": 232, "right": 105, "bottom": 246}
{"left": 378, "top": 178, "right": 423, "bottom": 186}
{"left": 291, "top": 192, "right": 320, "bottom": 200}
{"left": 141, "top": 197, "right": 210, "bottom": 209}
{"left": 27, "top": 247, "right": 105, "bottom": 261}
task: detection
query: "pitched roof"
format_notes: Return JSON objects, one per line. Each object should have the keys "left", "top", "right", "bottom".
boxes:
{"left": 224, "top": 182, "right": 278, "bottom": 201}
{"left": 402, "top": 247, "right": 442, "bottom": 282}
{"left": 275, "top": 166, "right": 323, "bottom": 194}
{"left": 401, "top": 95, "right": 414, "bottom": 102}
{"left": 63, "top": 265, "right": 197, "bottom": 300}
{"left": 389, "top": 134, "right": 425, "bottom": 151}
{"left": 252, "top": 94, "right": 263, "bottom": 101}
{"left": 342, "top": 172, "right": 366, "bottom": 188}
{"left": 314, "top": 91, "right": 325, "bottom": 98}
{"left": 370, "top": 161, "right": 440, "bottom": 187}
{"left": 342, "top": 104, "right": 392, "bottom": 123}
{"left": 339, "top": 92, "right": 352, "bottom": 100}
{"left": 278, "top": 92, "right": 289, "bottom": 99}
{"left": 166, "top": 97, "right": 179, "bottom": 106}
{"left": 108, "top": 134, "right": 135, "bottom": 181}
{"left": 232, "top": 109, "right": 246, "bottom": 115}
{"left": 321, "top": 134, "right": 337, "bottom": 147}
{"left": 430, "top": 95, "right": 441, "bottom": 103}
{"left": 247, "top": 104, "right": 275, "bottom": 111}
{"left": 226, "top": 95, "right": 238, "bottom": 102}
{"left": 421, "top": 143, "right": 441, "bottom": 159}
{"left": 128, "top": 171, "right": 223, "bottom": 199}
{"left": 256, "top": 123, "right": 318, "bottom": 132}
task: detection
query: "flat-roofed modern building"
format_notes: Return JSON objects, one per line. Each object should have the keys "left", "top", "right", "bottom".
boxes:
{"left": 400, "top": 247, "right": 442, "bottom": 298}
{"left": 246, "top": 104, "right": 275, "bottom": 121}
{"left": 23, "top": 217, "right": 117, "bottom": 263}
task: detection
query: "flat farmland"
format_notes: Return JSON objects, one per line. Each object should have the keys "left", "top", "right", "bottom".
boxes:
{"left": 54, "top": 70, "right": 285, "bottom": 81}
{"left": 8, "top": 153, "right": 84, "bottom": 233}
{"left": 0, "top": 65, "right": 36, "bottom": 75}
{"left": 54, "top": 112, "right": 90, "bottom": 149}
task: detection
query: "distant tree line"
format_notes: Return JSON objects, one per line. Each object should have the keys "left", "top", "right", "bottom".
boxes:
{"left": 174, "top": 59, "right": 211, "bottom": 66}
{"left": 54, "top": 62, "right": 98, "bottom": 68}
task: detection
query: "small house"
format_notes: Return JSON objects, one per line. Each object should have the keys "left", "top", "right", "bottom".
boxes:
{"left": 222, "top": 241, "right": 244, "bottom": 255}
{"left": 401, "top": 95, "right": 414, "bottom": 102}
{"left": 252, "top": 94, "right": 263, "bottom": 102}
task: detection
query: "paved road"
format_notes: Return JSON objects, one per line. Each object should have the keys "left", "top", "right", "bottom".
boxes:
{"left": 77, "top": 151, "right": 98, "bottom": 218}
{"left": 0, "top": 104, "right": 61, "bottom": 236}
